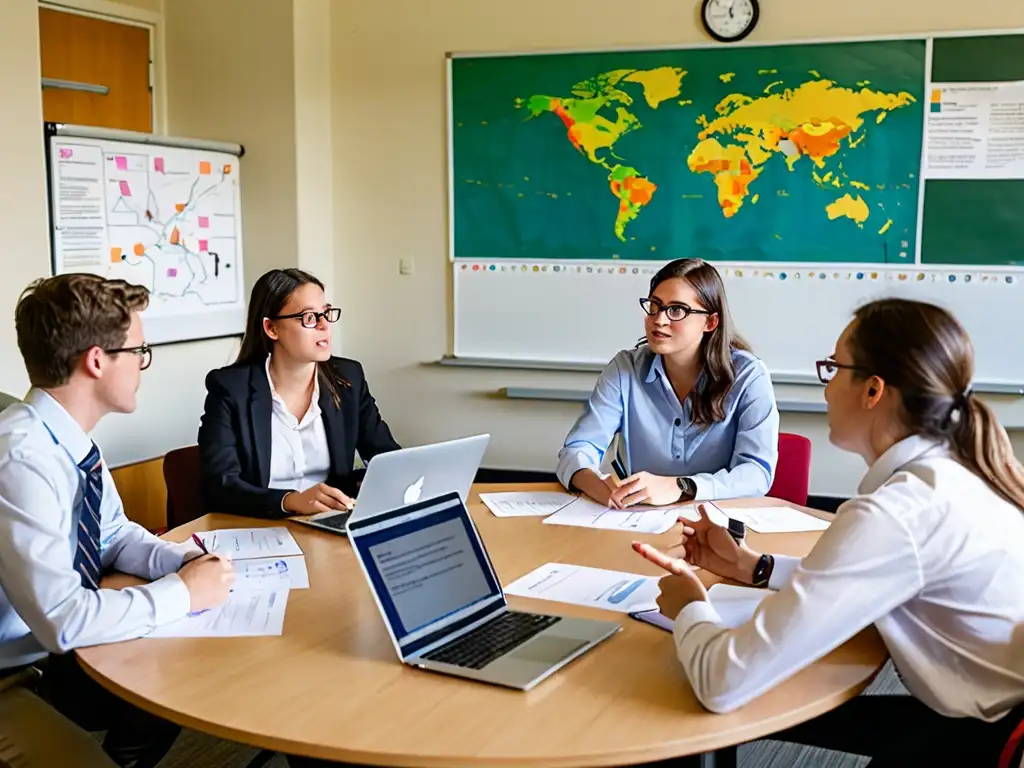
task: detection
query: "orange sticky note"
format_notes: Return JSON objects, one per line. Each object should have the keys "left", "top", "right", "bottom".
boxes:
{"left": 133, "top": 242, "right": 145, "bottom": 256}
{"left": 175, "top": 203, "right": 185, "bottom": 213}
{"left": 199, "top": 161, "right": 211, "bottom": 175}
{"left": 223, "top": 164, "right": 232, "bottom": 175}
{"left": 170, "top": 227, "right": 180, "bottom": 246}
{"left": 110, "top": 247, "right": 122, "bottom": 263}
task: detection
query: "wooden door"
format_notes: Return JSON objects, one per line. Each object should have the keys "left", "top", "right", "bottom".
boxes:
{"left": 39, "top": 7, "right": 152, "bottom": 133}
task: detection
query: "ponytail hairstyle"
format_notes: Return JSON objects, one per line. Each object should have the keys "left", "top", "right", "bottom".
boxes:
{"left": 640, "top": 258, "right": 751, "bottom": 426}
{"left": 236, "top": 268, "right": 349, "bottom": 408}
{"left": 848, "top": 298, "right": 1024, "bottom": 511}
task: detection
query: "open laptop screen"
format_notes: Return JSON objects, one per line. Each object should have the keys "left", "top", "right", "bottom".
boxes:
{"left": 349, "top": 494, "right": 503, "bottom": 656}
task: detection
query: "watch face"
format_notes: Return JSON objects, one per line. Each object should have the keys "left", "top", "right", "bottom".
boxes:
{"left": 702, "top": 0, "right": 758, "bottom": 43}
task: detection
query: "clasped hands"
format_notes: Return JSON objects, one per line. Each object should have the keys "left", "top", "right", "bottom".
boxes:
{"left": 632, "top": 503, "right": 761, "bottom": 620}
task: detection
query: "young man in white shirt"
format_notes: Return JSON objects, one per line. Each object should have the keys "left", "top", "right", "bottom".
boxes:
{"left": 0, "top": 274, "right": 236, "bottom": 767}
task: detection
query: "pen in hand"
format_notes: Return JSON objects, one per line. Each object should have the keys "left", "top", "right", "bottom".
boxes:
{"left": 191, "top": 533, "right": 210, "bottom": 555}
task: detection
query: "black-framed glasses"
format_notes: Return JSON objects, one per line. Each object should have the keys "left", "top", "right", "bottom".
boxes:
{"left": 106, "top": 343, "right": 153, "bottom": 371}
{"left": 639, "top": 297, "right": 712, "bottom": 322}
{"left": 815, "top": 358, "right": 868, "bottom": 384}
{"left": 273, "top": 307, "right": 341, "bottom": 329}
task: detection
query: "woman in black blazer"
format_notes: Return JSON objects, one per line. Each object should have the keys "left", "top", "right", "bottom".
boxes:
{"left": 198, "top": 268, "right": 400, "bottom": 518}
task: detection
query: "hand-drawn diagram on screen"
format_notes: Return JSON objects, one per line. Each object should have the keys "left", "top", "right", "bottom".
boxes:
{"left": 50, "top": 138, "right": 245, "bottom": 329}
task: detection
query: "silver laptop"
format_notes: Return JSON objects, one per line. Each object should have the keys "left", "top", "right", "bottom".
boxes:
{"left": 294, "top": 434, "right": 490, "bottom": 536}
{"left": 348, "top": 491, "right": 621, "bottom": 691}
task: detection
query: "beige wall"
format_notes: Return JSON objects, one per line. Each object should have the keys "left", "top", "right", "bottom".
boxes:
{"left": 331, "top": 0, "right": 1024, "bottom": 496}
{"left": 0, "top": 0, "right": 50, "bottom": 404}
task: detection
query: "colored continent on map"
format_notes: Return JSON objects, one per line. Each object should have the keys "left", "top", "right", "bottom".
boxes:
{"left": 520, "top": 69, "right": 916, "bottom": 240}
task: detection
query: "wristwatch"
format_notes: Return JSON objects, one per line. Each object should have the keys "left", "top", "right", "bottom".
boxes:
{"left": 752, "top": 554, "right": 775, "bottom": 588}
{"left": 676, "top": 476, "right": 696, "bottom": 501}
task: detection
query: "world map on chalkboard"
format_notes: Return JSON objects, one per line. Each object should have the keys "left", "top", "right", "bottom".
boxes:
{"left": 452, "top": 40, "right": 926, "bottom": 264}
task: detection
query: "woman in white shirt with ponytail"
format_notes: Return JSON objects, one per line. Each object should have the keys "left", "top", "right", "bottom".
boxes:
{"left": 636, "top": 297, "right": 1024, "bottom": 766}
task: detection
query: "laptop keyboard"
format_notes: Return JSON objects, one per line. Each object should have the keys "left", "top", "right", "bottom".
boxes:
{"left": 422, "top": 612, "right": 562, "bottom": 670}
{"left": 313, "top": 511, "right": 351, "bottom": 531}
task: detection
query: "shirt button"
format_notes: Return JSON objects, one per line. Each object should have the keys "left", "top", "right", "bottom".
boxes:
{"left": 675, "top": 454, "right": 681, "bottom": 459}
{"left": 674, "top": 418, "right": 681, "bottom": 426}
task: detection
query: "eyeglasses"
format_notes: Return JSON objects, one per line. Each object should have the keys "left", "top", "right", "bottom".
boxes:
{"left": 815, "top": 358, "right": 868, "bottom": 384}
{"left": 639, "top": 297, "right": 711, "bottom": 322}
{"left": 106, "top": 343, "right": 152, "bottom": 371}
{"left": 272, "top": 307, "right": 341, "bottom": 329}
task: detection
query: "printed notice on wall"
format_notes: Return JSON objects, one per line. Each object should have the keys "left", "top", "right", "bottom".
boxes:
{"left": 924, "top": 82, "right": 1024, "bottom": 179}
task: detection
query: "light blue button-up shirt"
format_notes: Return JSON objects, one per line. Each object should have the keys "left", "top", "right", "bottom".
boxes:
{"left": 556, "top": 346, "right": 780, "bottom": 500}
{"left": 0, "top": 389, "right": 191, "bottom": 670}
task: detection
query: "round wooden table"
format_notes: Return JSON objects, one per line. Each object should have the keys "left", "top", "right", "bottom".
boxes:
{"left": 78, "top": 484, "right": 888, "bottom": 767}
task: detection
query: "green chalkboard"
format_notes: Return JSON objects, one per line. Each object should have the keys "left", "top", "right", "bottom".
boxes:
{"left": 451, "top": 40, "right": 926, "bottom": 264}
{"left": 921, "top": 34, "right": 1024, "bottom": 267}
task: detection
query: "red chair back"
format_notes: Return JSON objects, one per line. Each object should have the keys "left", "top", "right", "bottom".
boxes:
{"left": 162, "top": 445, "right": 205, "bottom": 530}
{"left": 767, "top": 432, "right": 812, "bottom": 507}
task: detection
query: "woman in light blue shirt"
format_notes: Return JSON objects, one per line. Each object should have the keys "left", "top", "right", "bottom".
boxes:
{"left": 557, "top": 258, "right": 779, "bottom": 507}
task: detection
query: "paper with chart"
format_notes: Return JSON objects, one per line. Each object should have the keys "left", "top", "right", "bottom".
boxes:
{"left": 148, "top": 590, "right": 289, "bottom": 638}
{"left": 925, "top": 82, "right": 1024, "bottom": 180}
{"left": 504, "top": 563, "right": 660, "bottom": 613}
{"left": 48, "top": 133, "right": 245, "bottom": 343}
{"left": 233, "top": 556, "right": 309, "bottom": 592}
{"left": 542, "top": 497, "right": 687, "bottom": 534}
{"left": 479, "top": 491, "right": 576, "bottom": 517}
{"left": 196, "top": 528, "right": 303, "bottom": 560}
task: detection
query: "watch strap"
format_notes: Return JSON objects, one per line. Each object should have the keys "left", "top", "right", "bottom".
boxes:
{"left": 752, "top": 553, "right": 774, "bottom": 588}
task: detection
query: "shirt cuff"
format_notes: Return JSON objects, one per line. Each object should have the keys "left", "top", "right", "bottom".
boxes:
{"left": 149, "top": 573, "right": 193, "bottom": 626}
{"left": 767, "top": 554, "right": 801, "bottom": 590}
{"left": 672, "top": 598, "right": 724, "bottom": 646}
{"left": 557, "top": 452, "right": 598, "bottom": 490}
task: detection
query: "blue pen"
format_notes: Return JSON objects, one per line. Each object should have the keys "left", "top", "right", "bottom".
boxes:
{"left": 611, "top": 457, "right": 628, "bottom": 481}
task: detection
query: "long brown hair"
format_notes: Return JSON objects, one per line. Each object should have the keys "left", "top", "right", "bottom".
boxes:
{"left": 848, "top": 298, "right": 1024, "bottom": 511}
{"left": 236, "top": 268, "right": 348, "bottom": 408}
{"left": 643, "top": 258, "right": 750, "bottom": 426}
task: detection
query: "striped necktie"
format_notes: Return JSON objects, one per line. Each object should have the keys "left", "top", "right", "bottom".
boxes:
{"left": 75, "top": 443, "right": 103, "bottom": 590}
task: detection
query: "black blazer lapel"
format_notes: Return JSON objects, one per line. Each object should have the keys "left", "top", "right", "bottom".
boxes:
{"left": 318, "top": 380, "right": 348, "bottom": 478}
{"left": 248, "top": 365, "right": 273, "bottom": 487}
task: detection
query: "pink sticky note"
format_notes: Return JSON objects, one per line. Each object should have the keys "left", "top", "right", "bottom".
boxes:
{"left": 115, "top": 156, "right": 128, "bottom": 171}
{"left": 198, "top": 216, "right": 210, "bottom": 229}
{"left": 119, "top": 181, "right": 131, "bottom": 197}
{"left": 167, "top": 268, "right": 178, "bottom": 277}
{"left": 198, "top": 239, "right": 209, "bottom": 252}
{"left": 154, "top": 157, "right": 165, "bottom": 173}
{"left": 59, "top": 148, "right": 73, "bottom": 159}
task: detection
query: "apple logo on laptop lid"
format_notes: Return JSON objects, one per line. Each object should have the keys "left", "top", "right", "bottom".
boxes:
{"left": 404, "top": 476, "right": 424, "bottom": 505}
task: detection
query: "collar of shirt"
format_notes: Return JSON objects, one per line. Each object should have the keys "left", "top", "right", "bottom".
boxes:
{"left": 24, "top": 389, "right": 94, "bottom": 466}
{"left": 264, "top": 356, "right": 322, "bottom": 425}
{"left": 642, "top": 349, "right": 708, "bottom": 392}
{"left": 858, "top": 433, "right": 948, "bottom": 495}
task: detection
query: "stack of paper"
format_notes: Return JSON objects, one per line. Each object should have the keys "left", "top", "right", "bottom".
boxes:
{"left": 152, "top": 528, "right": 307, "bottom": 639}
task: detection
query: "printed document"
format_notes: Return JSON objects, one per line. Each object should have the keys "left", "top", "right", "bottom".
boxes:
{"left": 233, "top": 556, "right": 310, "bottom": 592}
{"left": 149, "top": 590, "right": 289, "bottom": 638}
{"left": 504, "top": 563, "right": 660, "bottom": 613}
{"left": 195, "top": 527, "right": 303, "bottom": 559}
{"left": 479, "top": 491, "right": 576, "bottom": 517}
{"left": 543, "top": 497, "right": 687, "bottom": 534}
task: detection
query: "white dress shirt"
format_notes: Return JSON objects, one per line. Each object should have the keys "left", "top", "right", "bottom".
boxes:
{"left": 266, "top": 357, "right": 330, "bottom": 492}
{"left": 673, "top": 434, "right": 1024, "bottom": 721}
{"left": 0, "top": 390, "right": 190, "bottom": 670}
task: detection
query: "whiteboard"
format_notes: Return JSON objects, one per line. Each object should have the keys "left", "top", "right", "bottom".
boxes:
{"left": 45, "top": 126, "right": 246, "bottom": 345}
{"left": 454, "top": 261, "right": 1024, "bottom": 387}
